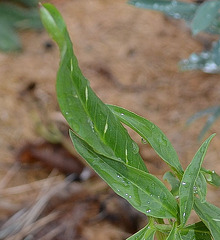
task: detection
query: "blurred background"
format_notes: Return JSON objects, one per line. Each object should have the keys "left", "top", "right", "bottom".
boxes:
{"left": 0, "top": 0, "right": 220, "bottom": 239}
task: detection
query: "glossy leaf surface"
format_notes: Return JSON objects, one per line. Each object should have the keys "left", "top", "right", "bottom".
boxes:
{"left": 108, "top": 105, "right": 183, "bottom": 178}
{"left": 191, "top": 1, "right": 220, "bottom": 35}
{"left": 179, "top": 134, "right": 215, "bottom": 226}
{"left": 40, "top": 4, "right": 148, "bottom": 173}
{"left": 70, "top": 130, "right": 178, "bottom": 219}
{"left": 194, "top": 198, "right": 220, "bottom": 240}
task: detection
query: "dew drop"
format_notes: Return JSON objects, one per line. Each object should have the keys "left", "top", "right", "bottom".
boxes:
{"left": 171, "top": 0, "right": 177, "bottom": 6}
{"left": 146, "top": 209, "right": 151, "bottom": 213}
{"left": 120, "top": 113, "right": 124, "bottom": 116}
{"left": 193, "top": 186, "right": 198, "bottom": 194}
{"left": 206, "top": 174, "right": 212, "bottom": 182}
{"left": 189, "top": 53, "right": 199, "bottom": 63}
{"left": 153, "top": 3, "right": 159, "bottom": 9}
{"left": 173, "top": 13, "right": 181, "bottom": 19}
{"left": 203, "top": 62, "right": 218, "bottom": 73}
{"left": 88, "top": 119, "right": 95, "bottom": 132}
{"left": 162, "top": 136, "right": 168, "bottom": 146}
{"left": 72, "top": 122, "right": 80, "bottom": 133}
{"left": 182, "top": 182, "right": 186, "bottom": 185}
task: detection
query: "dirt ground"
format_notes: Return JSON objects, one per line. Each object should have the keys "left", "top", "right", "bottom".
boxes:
{"left": 1, "top": 0, "right": 220, "bottom": 239}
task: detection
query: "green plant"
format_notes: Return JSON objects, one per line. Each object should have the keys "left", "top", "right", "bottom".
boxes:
{"left": 186, "top": 106, "right": 220, "bottom": 141}
{"left": 128, "top": 0, "right": 220, "bottom": 139}
{"left": 0, "top": 0, "right": 42, "bottom": 52}
{"left": 40, "top": 3, "right": 220, "bottom": 239}
{"left": 128, "top": 0, "right": 220, "bottom": 73}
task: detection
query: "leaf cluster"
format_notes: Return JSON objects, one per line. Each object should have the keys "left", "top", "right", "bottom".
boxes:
{"left": 40, "top": 3, "right": 220, "bottom": 239}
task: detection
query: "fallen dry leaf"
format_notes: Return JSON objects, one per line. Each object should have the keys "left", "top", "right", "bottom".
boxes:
{"left": 16, "top": 141, "right": 85, "bottom": 176}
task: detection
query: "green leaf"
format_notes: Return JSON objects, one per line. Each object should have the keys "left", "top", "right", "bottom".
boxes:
{"left": 10, "top": 0, "right": 39, "bottom": 7}
{"left": 166, "top": 223, "right": 177, "bottom": 240}
{"left": 205, "top": 14, "right": 220, "bottom": 35}
{"left": 213, "top": 40, "right": 220, "bottom": 66}
{"left": 128, "top": 0, "right": 197, "bottom": 21}
{"left": 179, "top": 134, "right": 215, "bottom": 227}
{"left": 202, "top": 168, "right": 220, "bottom": 187}
{"left": 191, "top": 0, "right": 220, "bottom": 35}
{"left": 0, "top": 2, "right": 42, "bottom": 51}
{"left": 0, "top": 3, "right": 42, "bottom": 30}
{"left": 210, "top": 171, "right": 220, "bottom": 186}
{"left": 195, "top": 172, "right": 207, "bottom": 203}
{"left": 108, "top": 105, "right": 183, "bottom": 178}
{"left": 179, "top": 222, "right": 212, "bottom": 240}
{"left": 40, "top": 3, "right": 148, "bottom": 172}
{"left": 0, "top": 23, "right": 21, "bottom": 51}
{"left": 70, "top": 130, "right": 178, "bottom": 219}
{"left": 163, "top": 171, "right": 180, "bottom": 196}
{"left": 194, "top": 198, "right": 220, "bottom": 240}
{"left": 127, "top": 221, "right": 156, "bottom": 240}
{"left": 186, "top": 106, "right": 220, "bottom": 140}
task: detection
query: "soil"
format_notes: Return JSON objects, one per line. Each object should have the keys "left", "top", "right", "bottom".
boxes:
{"left": 1, "top": 0, "right": 220, "bottom": 239}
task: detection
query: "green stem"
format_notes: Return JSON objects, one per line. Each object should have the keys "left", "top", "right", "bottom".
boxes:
{"left": 153, "top": 218, "right": 168, "bottom": 240}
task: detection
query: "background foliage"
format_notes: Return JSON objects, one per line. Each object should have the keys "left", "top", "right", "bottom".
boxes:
{"left": 0, "top": 0, "right": 42, "bottom": 52}
{"left": 129, "top": 0, "right": 220, "bottom": 139}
